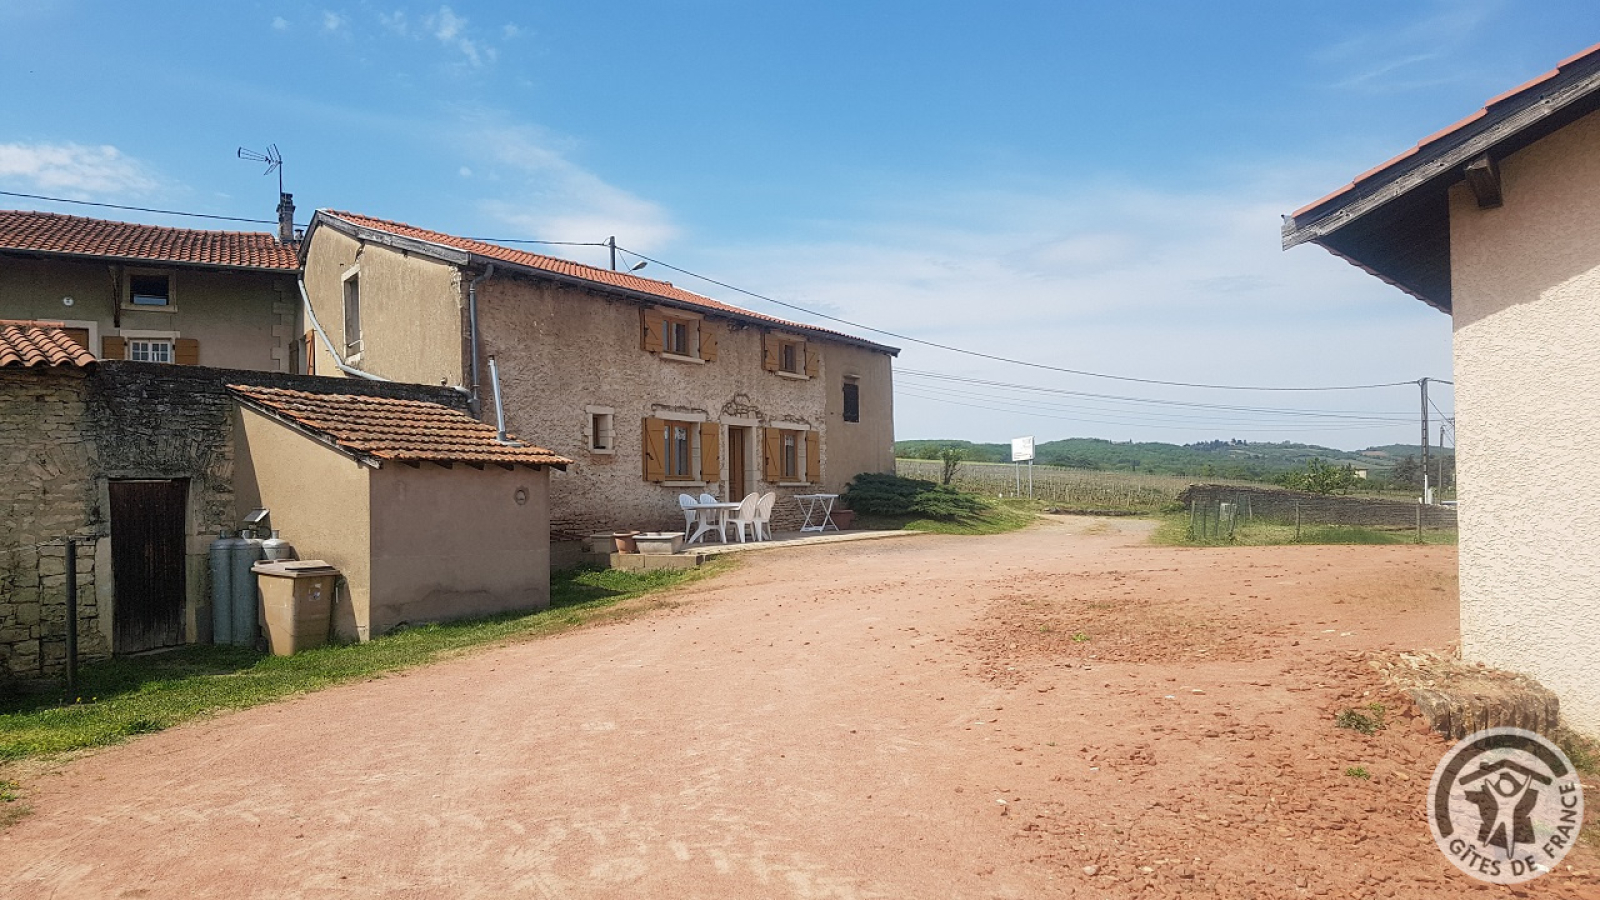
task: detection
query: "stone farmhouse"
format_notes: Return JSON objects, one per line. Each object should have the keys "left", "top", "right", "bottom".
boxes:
{"left": 1284, "top": 42, "right": 1600, "bottom": 735}
{"left": 299, "top": 210, "right": 899, "bottom": 537}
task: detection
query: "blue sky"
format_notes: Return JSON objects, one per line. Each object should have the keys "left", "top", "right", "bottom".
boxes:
{"left": 4, "top": 1, "right": 1596, "bottom": 449}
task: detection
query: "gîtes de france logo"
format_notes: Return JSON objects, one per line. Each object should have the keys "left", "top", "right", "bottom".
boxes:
{"left": 1428, "top": 727, "right": 1584, "bottom": 884}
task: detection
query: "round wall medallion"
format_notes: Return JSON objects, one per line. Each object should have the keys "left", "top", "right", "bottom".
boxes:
{"left": 514, "top": 487, "right": 529, "bottom": 506}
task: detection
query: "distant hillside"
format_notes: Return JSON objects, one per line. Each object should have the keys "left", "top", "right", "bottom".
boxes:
{"left": 895, "top": 438, "right": 1451, "bottom": 483}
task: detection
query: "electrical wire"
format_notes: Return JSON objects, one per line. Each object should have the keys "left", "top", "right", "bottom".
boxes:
{"left": 616, "top": 243, "right": 1435, "bottom": 393}
{"left": 1, "top": 190, "right": 284, "bottom": 226}
{"left": 897, "top": 388, "right": 1403, "bottom": 433}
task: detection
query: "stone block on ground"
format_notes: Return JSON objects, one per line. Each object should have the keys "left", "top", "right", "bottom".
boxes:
{"left": 1372, "top": 650, "right": 1561, "bottom": 739}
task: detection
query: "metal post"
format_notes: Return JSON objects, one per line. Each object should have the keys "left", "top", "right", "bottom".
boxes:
{"left": 1028, "top": 459, "right": 1034, "bottom": 499}
{"left": 608, "top": 236, "right": 617, "bottom": 271}
{"left": 1416, "top": 504, "right": 1423, "bottom": 544}
{"left": 65, "top": 538, "right": 78, "bottom": 692}
{"left": 1420, "top": 378, "right": 1431, "bottom": 505}
{"left": 1295, "top": 502, "right": 1301, "bottom": 541}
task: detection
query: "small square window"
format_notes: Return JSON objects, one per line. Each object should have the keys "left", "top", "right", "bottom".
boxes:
{"left": 129, "top": 273, "right": 171, "bottom": 306}
{"left": 127, "top": 339, "right": 174, "bottom": 363}
{"left": 779, "top": 342, "right": 800, "bottom": 374}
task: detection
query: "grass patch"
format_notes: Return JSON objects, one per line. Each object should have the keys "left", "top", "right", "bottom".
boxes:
{"left": 1344, "top": 766, "right": 1371, "bottom": 780}
{"left": 1150, "top": 514, "right": 1457, "bottom": 547}
{"left": 1334, "top": 704, "right": 1387, "bottom": 735}
{"left": 0, "top": 561, "right": 729, "bottom": 764}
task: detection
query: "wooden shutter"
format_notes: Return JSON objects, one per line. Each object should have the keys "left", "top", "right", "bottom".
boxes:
{"left": 762, "top": 333, "right": 780, "bottom": 372}
{"left": 805, "top": 431, "right": 821, "bottom": 484}
{"left": 174, "top": 338, "right": 200, "bottom": 366}
{"left": 102, "top": 335, "right": 126, "bottom": 359}
{"left": 304, "top": 331, "right": 317, "bottom": 375}
{"left": 61, "top": 328, "right": 90, "bottom": 352}
{"left": 803, "top": 342, "right": 819, "bottom": 378}
{"left": 763, "top": 427, "right": 782, "bottom": 481}
{"left": 699, "top": 422, "right": 720, "bottom": 482}
{"left": 699, "top": 321, "right": 717, "bottom": 362}
{"left": 642, "top": 417, "right": 667, "bottom": 482}
{"left": 640, "top": 308, "right": 665, "bottom": 353}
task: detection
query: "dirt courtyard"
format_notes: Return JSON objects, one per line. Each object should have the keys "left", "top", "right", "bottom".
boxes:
{"left": 4, "top": 517, "right": 1596, "bottom": 898}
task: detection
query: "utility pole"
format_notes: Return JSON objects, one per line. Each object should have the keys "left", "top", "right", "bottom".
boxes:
{"left": 1419, "top": 378, "right": 1431, "bottom": 505}
{"left": 608, "top": 236, "right": 617, "bottom": 271}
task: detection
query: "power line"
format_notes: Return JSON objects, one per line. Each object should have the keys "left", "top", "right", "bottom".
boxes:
{"left": 617, "top": 243, "right": 1433, "bottom": 393}
{"left": 898, "top": 388, "right": 1403, "bottom": 433}
{"left": 1, "top": 190, "right": 284, "bottom": 226}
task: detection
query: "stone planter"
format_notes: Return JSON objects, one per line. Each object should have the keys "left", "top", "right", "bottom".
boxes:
{"left": 634, "top": 532, "right": 684, "bottom": 555}
{"left": 611, "top": 531, "right": 640, "bottom": 554}
{"left": 831, "top": 509, "right": 856, "bottom": 530}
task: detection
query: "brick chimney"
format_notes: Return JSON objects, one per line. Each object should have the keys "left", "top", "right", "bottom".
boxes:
{"left": 276, "top": 192, "right": 296, "bottom": 244}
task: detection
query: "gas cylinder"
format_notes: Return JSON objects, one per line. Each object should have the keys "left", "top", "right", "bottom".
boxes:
{"left": 230, "top": 527, "right": 265, "bottom": 646}
{"left": 208, "top": 530, "right": 243, "bottom": 644}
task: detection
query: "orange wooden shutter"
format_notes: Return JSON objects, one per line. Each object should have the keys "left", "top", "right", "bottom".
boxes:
{"left": 803, "top": 342, "right": 819, "bottom": 378}
{"left": 642, "top": 417, "right": 666, "bottom": 482}
{"left": 640, "top": 308, "right": 665, "bottom": 353}
{"left": 61, "top": 328, "right": 90, "bottom": 352}
{"left": 763, "top": 427, "right": 782, "bottom": 481}
{"left": 102, "top": 336, "right": 125, "bottom": 359}
{"left": 699, "top": 321, "right": 717, "bottom": 362}
{"left": 174, "top": 338, "right": 200, "bottom": 366}
{"left": 805, "top": 431, "right": 821, "bottom": 484}
{"left": 762, "top": 333, "right": 780, "bottom": 372}
{"left": 699, "top": 422, "right": 720, "bottom": 482}
{"left": 304, "top": 331, "right": 317, "bottom": 375}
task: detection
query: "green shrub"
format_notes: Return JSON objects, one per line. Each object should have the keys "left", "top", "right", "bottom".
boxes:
{"left": 843, "top": 473, "right": 985, "bottom": 521}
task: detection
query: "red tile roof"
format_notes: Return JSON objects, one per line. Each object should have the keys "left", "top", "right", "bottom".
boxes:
{"left": 229, "top": 385, "right": 571, "bottom": 469}
{"left": 1291, "top": 41, "right": 1600, "bottom": 219}
{"left": 0, "top": 210, "right": 300, "bottom": 271}
{"left": 0, "top": 320, "right": 97, "bottom": 369}
{"left": 318, "top": 210, "right": 897, "bottom": 353}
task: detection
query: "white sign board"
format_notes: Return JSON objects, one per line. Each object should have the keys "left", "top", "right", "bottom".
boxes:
{"left": 1011, "top": 436, "right": 1035, "bottom": 462}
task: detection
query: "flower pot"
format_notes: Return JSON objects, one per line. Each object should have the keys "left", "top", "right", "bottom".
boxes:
{"left": 612, "top": 531, "right": 640, "bottom": 554}
{"left": 831, "top": 509, "right": 856, "bottom": 530}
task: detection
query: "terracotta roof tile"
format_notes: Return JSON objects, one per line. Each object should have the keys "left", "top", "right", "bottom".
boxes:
{"left": 0, "top": 210, "right": 300, "bottom": 271}
{"left": 320, "top": 210, "right": 896, "bottom": 352}
{"left": 1291, "top": 41, "right": 1600, "bottom": 220}
{"left": 0, "top": 320, "right": 97, "bottom": 368}
{"left": 229, "top": 385, "right": 571, "bottom": 469}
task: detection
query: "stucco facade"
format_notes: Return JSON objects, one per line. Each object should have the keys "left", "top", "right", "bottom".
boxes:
{"left": 234, "top": 405, "right": 553, "bottom": 640}
{"left": 300, "top": 212, "right": 898, "bottom": 537}
{"left": 1448, "top": 109, "right": 1600, "bottom": 735}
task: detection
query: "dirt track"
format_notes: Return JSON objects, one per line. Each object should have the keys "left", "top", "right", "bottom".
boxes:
{"left": 4, "top": 518, "right": 1597, "bottom": 898}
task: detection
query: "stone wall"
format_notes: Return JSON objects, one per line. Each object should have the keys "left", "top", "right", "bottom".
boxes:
{"left": 0, "top": 361, "right": 469, "bottom": 686}
{"left": 0, "top": 367, "right": 102, "bottom": 686}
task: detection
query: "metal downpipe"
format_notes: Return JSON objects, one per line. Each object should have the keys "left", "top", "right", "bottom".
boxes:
{"left": 468, "top": 263, "right": 495, "bottom": 417}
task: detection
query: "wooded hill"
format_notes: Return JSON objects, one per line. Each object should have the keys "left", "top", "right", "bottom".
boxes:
{"left": 895, "top": 438, "right": 1453, "bottom": 483}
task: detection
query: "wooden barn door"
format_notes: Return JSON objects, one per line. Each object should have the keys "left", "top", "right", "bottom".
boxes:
{"left": 110, "top": 480, "right": 188, "bottom": 653}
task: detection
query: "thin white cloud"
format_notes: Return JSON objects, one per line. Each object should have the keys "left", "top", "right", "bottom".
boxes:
{"left": 1316, "top": 1, "right": 1501, "bottom": 92}
{"left": 271, "top": 16, "right": 289, "bottom": 32}
{"left": 0, "top": 142, "right": 158, "bottom": 198}
{"left": 378, "top": 10, "right": 409, "bottom": 36}
{"left": 463, "top": 122, "right": 678, "bottom": 250}
{"left": 425, "top": 5, "right": 489, "bottom": 67}
{"left": 322, "top": 10, "right": 345, "bottom": 33}
{"left": 502, "top": 23, "right": 521, "bottom": 39}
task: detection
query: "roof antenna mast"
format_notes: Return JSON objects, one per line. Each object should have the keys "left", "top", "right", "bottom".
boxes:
{"left": 236, "top": 144, "right": 284, "bottom": 194}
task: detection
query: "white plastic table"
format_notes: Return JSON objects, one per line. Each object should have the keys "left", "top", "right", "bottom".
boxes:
{"left": 685, "top": 501, "right": 741, "bottom": 544}
{"left": 795, "top": 493, "right": 840, "bottom": 533}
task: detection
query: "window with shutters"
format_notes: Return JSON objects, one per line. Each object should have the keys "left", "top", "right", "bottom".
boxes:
{"left": 764, "top": 426, "right": 817, "bottom": 485}
{"left": 127, "top": 339, "right": 174, "bottom": 363}
{"left": 842, "top": 380, "right": 860, "bottom": 423}
{"left": 763, "top": 333, "right": 816, "bottom": 379}
{"left": 122, "top": 269, "right": 176, "bottom": 310}
{"left": 643, "top": 417, "right": 720, "bottom": 485}
{"left": 640, "top": 308, "right": 716, "bottom": 362}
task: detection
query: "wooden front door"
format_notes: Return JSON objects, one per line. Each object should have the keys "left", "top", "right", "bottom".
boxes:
{"left": 727, "top": 427, "right": 748, "bottom": 500}
{"left": 110, "top": 480, "right": 188, "bottom": 653}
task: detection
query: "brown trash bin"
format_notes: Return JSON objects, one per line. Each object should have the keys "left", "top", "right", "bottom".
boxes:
{"left": 252, "top": 560, "right": 339, "bottom": 655}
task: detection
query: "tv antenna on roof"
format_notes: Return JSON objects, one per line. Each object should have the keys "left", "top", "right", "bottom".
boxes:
{"left": 236, "top": 144, "right": 284, "bottom": 194}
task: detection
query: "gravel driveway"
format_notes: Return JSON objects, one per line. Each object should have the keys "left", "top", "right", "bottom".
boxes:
{"left": 4, "top": 518, "right": 1596, "bottom": 898}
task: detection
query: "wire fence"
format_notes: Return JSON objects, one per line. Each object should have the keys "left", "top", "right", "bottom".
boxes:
{"left": 1179, "top": 484, "right": 1457, "bottom": 544}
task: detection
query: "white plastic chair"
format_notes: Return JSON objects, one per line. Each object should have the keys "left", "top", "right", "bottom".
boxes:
{"left": 678, "top": 493, "right": 700, "bottom": 538}
{"left": 699, "top": 492, "right": 725, "bottom": 542}
{"left": 754, "top": 491, "right": 777, "bottom": 541}
{"left": 727, "top": 492, "right": 761, "bottom": 543}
